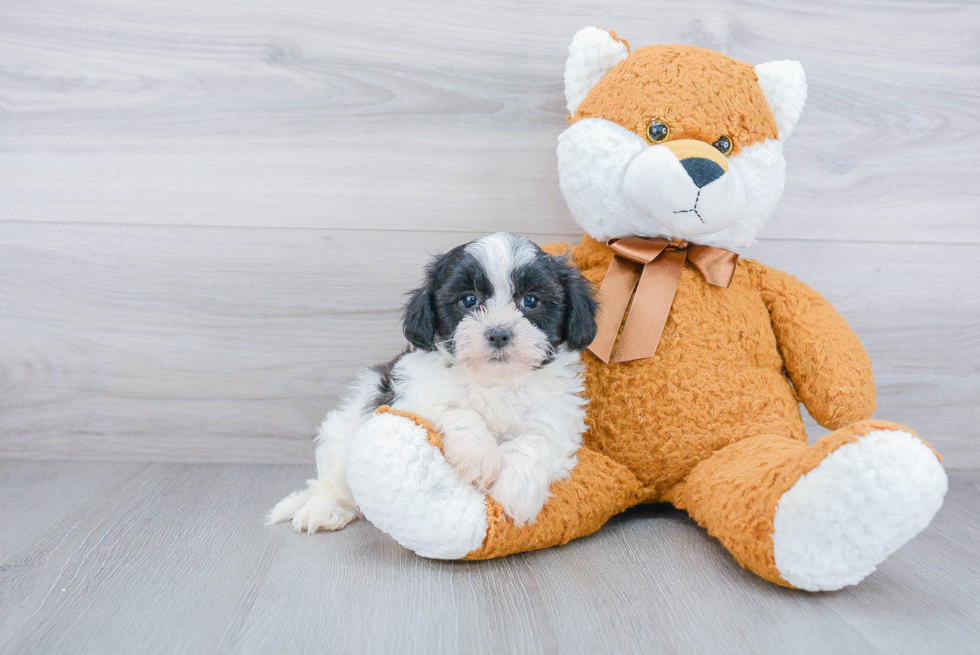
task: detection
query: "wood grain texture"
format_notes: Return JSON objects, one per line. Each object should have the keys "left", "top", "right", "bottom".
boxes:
{"left": 1, "top": 223, "right": 977, "bottom": 466}
{"left": 0, "top": 459, "right": 977, "bottom": 655}
{"left": 1, "top": 0, "right": 978, "bottom": 242}
{"left": 1, "top": 0, "right": 978, "bottom": 467}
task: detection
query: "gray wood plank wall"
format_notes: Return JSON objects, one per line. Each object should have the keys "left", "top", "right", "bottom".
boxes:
{"left": 1, "top": 0, "right": 978, "bottom": 466}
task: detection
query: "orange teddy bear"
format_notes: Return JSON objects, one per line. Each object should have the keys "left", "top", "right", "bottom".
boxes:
{"left": 346, "top": 28, "right": 947, "bottom": 591}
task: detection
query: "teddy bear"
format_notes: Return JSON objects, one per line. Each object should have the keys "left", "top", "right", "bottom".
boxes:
{"left": 344, "top": 27, "right": 948, "bottom": 591}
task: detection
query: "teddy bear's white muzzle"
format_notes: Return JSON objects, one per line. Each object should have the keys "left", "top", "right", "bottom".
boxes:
{"left": 622, "top": 141, "right": 747, "bottom": 237}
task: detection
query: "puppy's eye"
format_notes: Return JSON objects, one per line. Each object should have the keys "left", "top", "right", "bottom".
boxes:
{"left": 646, "top": 119, "right": 670, "bottom": 144}
{"left": 521, "top": 295, "right": 539, "bottom": 309}
{"left": 460, "top": 294, "right": 480, "bottom": 308}
{"left": 712, "top": 135, "right": 733, "bottom": 155}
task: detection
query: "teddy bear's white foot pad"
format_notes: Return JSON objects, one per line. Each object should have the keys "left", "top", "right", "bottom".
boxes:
{"left": 347, "top": 412, "right": 487, "bottom": 559}
{"left": 772, "top": 429, "right": 947, "bottom": 591}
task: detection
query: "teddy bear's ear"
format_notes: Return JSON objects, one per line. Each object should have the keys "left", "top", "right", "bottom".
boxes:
{"left": 564, "top": 27, "right": 630, "bottom": 116}
{"left": 755, "top": 60, "right": 807, "bottom": 141}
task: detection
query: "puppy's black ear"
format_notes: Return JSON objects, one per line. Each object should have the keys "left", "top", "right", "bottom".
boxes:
{"left": 402, "top": 286, "right": 437, "bottom": 350}
{"left": 403, "top": 248, "right": 461, "bottom": 350}
{"left": 557, "top": 254, "right": 598, "bottom": 351}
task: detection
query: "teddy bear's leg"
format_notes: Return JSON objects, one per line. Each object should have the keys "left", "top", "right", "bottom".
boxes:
{"left": 665, "top": 419, "right": 947, "bottom": 591}
{"left": 347, "top": 407, "right": 644, "bottom": 560}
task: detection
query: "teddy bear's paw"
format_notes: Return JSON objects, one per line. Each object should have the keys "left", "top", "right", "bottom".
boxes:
{"left": 267, "top": 480, "right": 357, "bottom": 533}
{"left": 772, "top": 428, "right": 947, "bottom": 591}
{"left": 347, "top": 412, "right": 488, "bottom": 559}
{"left": 489, "top": 447, "right": 552, "bottom": 527}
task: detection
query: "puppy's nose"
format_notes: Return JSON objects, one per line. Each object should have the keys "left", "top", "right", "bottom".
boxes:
{"left": 485, "top": 328, "right": 512, "bottom": 349}
{"left": 680, "top": 157, "right": 725, "bottom": 188}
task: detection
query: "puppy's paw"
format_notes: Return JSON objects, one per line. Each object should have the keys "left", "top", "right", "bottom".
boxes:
{"left": 489, "top": 449, "right": 552, "bottom": 527}
{"left": 442, "top": 430, "right": 502, "bottom": 491}
{"left": 267, "top": 480, "right": 357, "bottom": 533}
{"left": 266, "top": 487, "right": 315, "bottom": 525}
{"left": 293, "top": 495, "right": 356, "bottom": 533}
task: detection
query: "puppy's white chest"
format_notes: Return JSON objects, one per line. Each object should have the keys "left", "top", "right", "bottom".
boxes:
{"left": 473, "top": 389, "right": 528, "bottom": 441}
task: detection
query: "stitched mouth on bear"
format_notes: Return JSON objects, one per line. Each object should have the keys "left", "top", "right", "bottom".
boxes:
{"left": 673, "top": 188, "right": 705, "bottom": 223}
{"left": 621, "top": 143, "right": 747, "bottom": 236}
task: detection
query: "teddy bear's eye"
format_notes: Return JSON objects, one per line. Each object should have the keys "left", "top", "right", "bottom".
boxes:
{"left": 646, "top": 119, "right": 670, "bottom": 144}
{"left": 712, "top": 135, "right": 733, "bottom": 155}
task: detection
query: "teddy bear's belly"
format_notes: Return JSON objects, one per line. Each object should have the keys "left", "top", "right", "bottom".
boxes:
{"left": 582, "top": 273, "right": 807, "bottom": 500}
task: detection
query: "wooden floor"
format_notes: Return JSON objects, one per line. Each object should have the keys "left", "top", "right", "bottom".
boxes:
{"left": 0, "top": 459, "right": 977, "bottom": 655}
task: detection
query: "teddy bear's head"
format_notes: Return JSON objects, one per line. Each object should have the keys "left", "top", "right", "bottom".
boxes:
{"left": 558, "top": 27, "right": 807, "bottom": 249}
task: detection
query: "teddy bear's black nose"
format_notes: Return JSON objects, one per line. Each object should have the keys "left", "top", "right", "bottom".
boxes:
{"left": 681, "top": 157, "right": 725, "bottom": 188}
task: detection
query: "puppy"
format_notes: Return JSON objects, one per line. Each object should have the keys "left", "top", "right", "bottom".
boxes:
{"left": 268, "top": 232, "right": 598, "bottom": 532}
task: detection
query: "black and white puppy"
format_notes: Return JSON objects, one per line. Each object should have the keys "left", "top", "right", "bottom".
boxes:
{"left": 269, "top": 232, "right": 598, "bottom": 530}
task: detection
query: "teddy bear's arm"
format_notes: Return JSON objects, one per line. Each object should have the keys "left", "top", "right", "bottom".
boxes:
{"left": 754, "top": 262, "right": 876, "bottom": 429}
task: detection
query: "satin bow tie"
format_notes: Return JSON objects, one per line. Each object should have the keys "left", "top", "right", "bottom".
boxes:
{"left": 589, "top": 237, "right": 739, "bottom": 364}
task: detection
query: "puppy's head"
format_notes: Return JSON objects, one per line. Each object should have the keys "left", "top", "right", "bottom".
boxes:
{"left": 403, "top": 232, "right": 597, "bottom": 383}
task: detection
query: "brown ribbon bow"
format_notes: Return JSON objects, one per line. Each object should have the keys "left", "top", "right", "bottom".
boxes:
{"left": 589, "top": 237, "right": 739, "bottom": 364}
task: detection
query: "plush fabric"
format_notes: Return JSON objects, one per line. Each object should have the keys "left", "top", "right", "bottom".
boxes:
{"left": 665, "top": 420, "right": 939, "bottom": 588}
{"left": 349, "top": 30, "right": 948, "bottom": 591}
{"left": 770, "top": 428, "right": 946, "bottom": 590}
{"left": 373, "top": 405, "right": 645, "bottom": 561}
{"left": 573, "top": 44, "right": 778, "bottom": 156}
{"left": 346, "top": 408, "right": 489, "bottom": 560}
{"left": 544, "top": 236, "right": 875, "bottom": 497}
{"left": 465, "top": 446, "right": 644, "bottom": 560}
{"left": 564, "top": 27, "right": 630, "bottom": 116}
